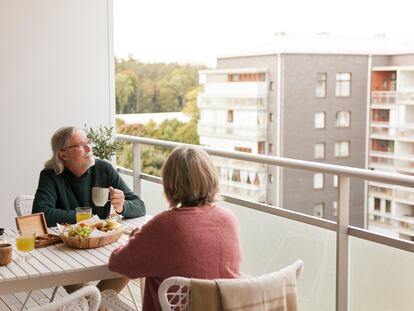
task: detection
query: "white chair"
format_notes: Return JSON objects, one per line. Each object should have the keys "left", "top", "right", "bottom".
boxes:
{"left": 157, "top": 260, "right": 304, "bottom": 311}
{"left": 158, "top": 277, "right": 191, "bottom": 311}
{"left": 14, "top": 194, "right": 35, "bottom": 216}
{"left": 29, "top": 285, "right": 101, "bottom": 311}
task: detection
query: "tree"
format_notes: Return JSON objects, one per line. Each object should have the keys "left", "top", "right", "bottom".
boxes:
{"left": 114, "top": 57, "right": 207, "bottom": 114}
{"left": 115, "top": 71, "right": 137, "bottom": 113}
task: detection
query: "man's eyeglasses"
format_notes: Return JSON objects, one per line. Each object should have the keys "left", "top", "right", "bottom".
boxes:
{"left": 62, "top": 140, "right": 94, "bottom": 151}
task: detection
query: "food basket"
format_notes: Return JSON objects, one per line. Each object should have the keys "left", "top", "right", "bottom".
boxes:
{"left": 61, "top": 227, "right": 124, "bottom": 249}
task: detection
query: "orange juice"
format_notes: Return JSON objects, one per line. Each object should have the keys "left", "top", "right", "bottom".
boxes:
{"left": 16, "top": 235, "right": 35, "bottom": 252}
{"left": 76, "top": 212, "right": 91, "bottom": 223}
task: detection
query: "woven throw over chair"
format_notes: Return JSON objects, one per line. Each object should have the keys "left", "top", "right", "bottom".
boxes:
{"left": 158, "top": 260, "right": 304, "bottom": 311}
{"left": 29, "top": 285, "right": 101, "bottom": 311}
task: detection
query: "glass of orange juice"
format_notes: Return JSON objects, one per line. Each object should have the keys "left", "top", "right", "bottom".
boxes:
{"left": 76, "top": 207, "right": 92, "bottom": 223}
{"left": 16, "top": 231, "right": 35, "bottom": 262}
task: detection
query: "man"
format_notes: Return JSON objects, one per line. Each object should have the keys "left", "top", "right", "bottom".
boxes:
{"left": 33, "top": 126, "right": 145, "bottom": 227}
{"left": 32, "top": 126, "right": 145, "bottom": 294}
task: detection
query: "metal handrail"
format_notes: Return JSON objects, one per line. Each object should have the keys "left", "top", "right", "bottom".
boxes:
{"left": 117, "top": 134, "right": 414, "bottom": 187}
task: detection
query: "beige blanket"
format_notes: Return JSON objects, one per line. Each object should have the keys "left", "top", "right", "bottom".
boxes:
{"left": 191, "top": 278, "right": 222, "bottom": 311}
{"left": 216, "top": 260, "right": 304, "bottom": 311}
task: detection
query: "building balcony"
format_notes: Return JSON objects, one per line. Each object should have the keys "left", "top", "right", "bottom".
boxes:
{"left": 197, "top": 122, "right": 266, "bottom": 141}
{"left": 371, "top": 91, "right": 396, "bottom": 108}
{"left": 211, "top": 155, "right": 267, "bottom": 171}
{"left": 197, "top": 93, "right": 267, "bottom": 110}
{"left": 202, "top": 81, "right": 268, "bottom": 98}
{"left": 220, "top": 180, "right": 266, "bottom": 203}
{"left": 395, "top": 187, "right": 414, "bottom": 204}
{"left": 116, "top": 134, "right": 414, "bottom": 311}
{"left": 397, "top": 91, "right": 414, "bottom": 105}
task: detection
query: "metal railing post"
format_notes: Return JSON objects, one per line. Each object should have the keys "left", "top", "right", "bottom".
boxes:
{"left": 336, "top": 175, "right": 350, "bottom": 311}
{"left": 133, "top": 143, "right": 141, "bottom": 196}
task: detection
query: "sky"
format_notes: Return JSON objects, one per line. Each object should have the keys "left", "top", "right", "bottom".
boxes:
{"left": 113, "top": 0, "right": 414, "bottom": 67}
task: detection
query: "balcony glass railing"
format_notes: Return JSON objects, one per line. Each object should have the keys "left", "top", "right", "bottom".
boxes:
{"left": 397, "top": 91, "right": 414, "bottom": 105}
{"left": 197, "top": 122, "right": 266, "bottom": 140}
{"left": 371, "top": 91, "right": 396, "bottom": 105}
{"left": 116, "top": 134, "right": 414, "bottom": 311}
{"left": 197, "top": 94, "right": 267, "bottom": 109}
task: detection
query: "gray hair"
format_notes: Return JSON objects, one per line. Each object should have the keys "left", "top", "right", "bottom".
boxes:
{"left": 44, "top": 126, "right": 79, "bottom": 175}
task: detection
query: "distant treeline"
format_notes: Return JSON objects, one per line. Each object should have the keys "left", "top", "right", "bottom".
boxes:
{"left": 115, "top": 57, "right": 207, "bottom": 113}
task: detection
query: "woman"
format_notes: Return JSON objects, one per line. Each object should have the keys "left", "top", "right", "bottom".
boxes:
{"left": 109, "top": 145, "right": 242, "bottom": 311}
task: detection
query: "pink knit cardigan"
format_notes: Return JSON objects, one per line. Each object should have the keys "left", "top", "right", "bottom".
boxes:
{"left": 108, "top": 205, "right": 242, "bottom": 311}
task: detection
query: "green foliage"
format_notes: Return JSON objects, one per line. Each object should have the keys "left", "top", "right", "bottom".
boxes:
{"left": 115, "top": 58, "right": 207, "bottom": 113}
{"left": 115, "top": 71, "right": 137, "bottom": 113}
{"left": 85, "top": 125, "right": 123, "bottom": 161}
{"left": 116, "top": 118, "right": 199, "bottom": 176}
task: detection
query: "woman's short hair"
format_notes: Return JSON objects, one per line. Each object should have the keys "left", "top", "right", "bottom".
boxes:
{"left": 44, "top": 126, "right": 79, "bottom": 175}
{"left": 161, "top": 145, "right": 220, "bottom": 208}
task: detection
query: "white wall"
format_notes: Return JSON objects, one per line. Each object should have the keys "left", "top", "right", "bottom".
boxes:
{"left": 0, "top": 0, "right": 115, "bottom": 228}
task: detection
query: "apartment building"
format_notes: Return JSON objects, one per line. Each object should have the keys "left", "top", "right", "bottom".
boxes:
{"left": 197, "top": 34, "right": 414, "bottom": 231}
{"left": 368, "top": 55, "right": 414, "bottom": 240}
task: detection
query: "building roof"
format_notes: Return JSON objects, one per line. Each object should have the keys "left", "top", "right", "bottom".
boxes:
{"left": 218, "top": 33, "right": 414, "bottom": 59}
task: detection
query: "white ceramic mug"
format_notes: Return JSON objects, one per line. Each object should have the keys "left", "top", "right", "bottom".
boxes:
{"left": 92, "top": 187, "right": 109, "bottom": 207}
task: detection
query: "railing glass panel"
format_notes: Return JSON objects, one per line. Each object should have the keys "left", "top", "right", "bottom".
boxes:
{"left": 349, "top": 236, "right": 414, "bottom": 310}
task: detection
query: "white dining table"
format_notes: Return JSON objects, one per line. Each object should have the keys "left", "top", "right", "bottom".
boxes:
{"left": 0, "top": 215, "right": 152, "bottom": 295}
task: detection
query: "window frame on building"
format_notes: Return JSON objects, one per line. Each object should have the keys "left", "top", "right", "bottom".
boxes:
{"left": 313, "top": 173, "right": 324, "bottom": 189}
{"left": 314, "top": 112, "right": 326, "bottom": 129}
{"left": 334, "top": 140, "right": 350, "bottom": 158}
{"left": 335, "top": 111, "right": 351, "bottom": 128}
{"left": 315, "top": 73, "right": 327, "bottom": 98}
{"left": 314, "top": 203, "right": 324, "bottom": 217}
{"left": 314, "top": 142, "right": 326, "bottom": 159}
{"left": 335, "top": 72, "right": 352, "bottom": 97}
{"left": 227, "top": 110, "right": 234, "bottom": 123}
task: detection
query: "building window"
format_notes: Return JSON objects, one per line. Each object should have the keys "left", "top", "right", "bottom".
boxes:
{"left": 314, "top": 112, "right": 326, "bottom": 129}
{"left": 333, "top": 175, "right": 338, "bottom": 187}
{"left": 269, "top": 143, "right": 273, "bottom": 153}
{"left": 268, "top": 174, "right": 274, "bottom": 183}
{"left": 374, "top": 198, "right": 381, "bottom": 211}
{"left": 314, "top": 173, "right": 324, "bottom": 189}
{"left": 335, "top": 141, "right": 350, "bottom": 157}
{"left": 227, "top": 110, "right": 233, "bottom": 123}
{"left": 314, "top": 203, "right": 324, "bottom": 217}
{"left": 269, "top": 112, "right": 273, "bottom": 122}
{"left": 258, "top": 142, "right": 265, "bottom": 154}
{"left": 315, "top": 73, "right": 327, "bottom": 98}
{"left": 269, "top": 81, "right": 274, "bottom": 91}
{"left": 385, "top": 200, "right": 391, "bottom": 213}
{"left": 336, "top": 111, "right": 351, "bottom": 128}
{"left": 235, "top": 147, "right": 252, "bottom": 153}
{"left": 336, "top": 73, "right": 351, "bottom": 97}
{"left": 333, "top": 201, "right": 338, "bottom": 217}
{"left": 314, "top": 143, "right": 325, "bottom": 159}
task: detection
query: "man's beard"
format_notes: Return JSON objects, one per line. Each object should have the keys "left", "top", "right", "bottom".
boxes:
{"left": 81, "top": 154, "right": 95, "bottom": 170}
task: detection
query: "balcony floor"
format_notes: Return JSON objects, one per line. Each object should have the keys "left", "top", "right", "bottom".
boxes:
{"left": 0, "top": 279, "right": 141, "bottom": 310}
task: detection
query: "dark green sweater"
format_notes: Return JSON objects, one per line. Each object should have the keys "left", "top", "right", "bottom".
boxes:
{"left": 32, "top": 159, "right": 146, "bottom": 227}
